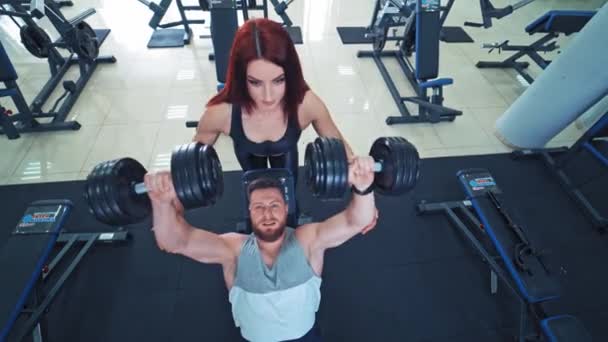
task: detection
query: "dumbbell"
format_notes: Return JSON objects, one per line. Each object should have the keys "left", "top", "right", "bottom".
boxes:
{"left": 84, "top": 142, "right": 223, "bottom": 226}
{"left": 304, "top": 137, "right": 420, "bottom": 199}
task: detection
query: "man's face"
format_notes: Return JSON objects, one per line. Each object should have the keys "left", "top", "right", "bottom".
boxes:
{"left": 249, "top": 188, "right": 288, "bottom": 242}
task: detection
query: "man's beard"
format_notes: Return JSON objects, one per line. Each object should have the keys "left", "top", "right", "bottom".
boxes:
{"left": 252, "top": 218, "right": 287, "bottom": 242}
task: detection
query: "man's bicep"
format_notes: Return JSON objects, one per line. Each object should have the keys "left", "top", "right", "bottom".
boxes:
{"left": 313, "top": 212, "right": 358, "bottom": 251}
{"left": 181, "top": 230, "right": 236, "bottom": 265}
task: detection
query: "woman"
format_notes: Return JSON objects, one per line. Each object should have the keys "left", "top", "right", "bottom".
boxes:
{"left": 193, "top": 18, "right": 355, "bottom": 187}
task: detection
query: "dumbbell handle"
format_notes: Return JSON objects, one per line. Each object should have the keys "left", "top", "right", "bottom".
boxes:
{"left": 350, "top": 161, "right": 383, "bottom": 172}
{"left": 134, "top": 182, "right": 147, "bottom": 195}
{"left": 133, "top": 179, "right": 178, "bottom": 195}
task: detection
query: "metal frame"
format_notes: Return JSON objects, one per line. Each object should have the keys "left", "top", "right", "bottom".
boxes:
{"left": 138, "top": 0, "right": 207, "bottom": 47}
{"left": 465, "top": 0, "right": 536, "bottom": 29}
{"left": 512, "top": 112, "right": 608, "bottom": 232}
{"left": 417, "top": 200, "right": 551, "bottom": 341}
{"left": 0, "top": 0, "right": 116, "bottom": 139}
{"left": 240, "top": 0, "right": 269, "bottom": 20}
{"left": 357, "top": 48, "right": 462, "bottom": 124}
{"left": 357, "top": 0, "right": 462, "bottom": 125}
{"left": 11, "top": 231, "right": 129, "bottom": 342}
{"left": 476, "top": 32, "right": 559, "bottom": 85}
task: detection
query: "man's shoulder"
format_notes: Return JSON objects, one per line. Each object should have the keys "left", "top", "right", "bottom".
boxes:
{"left": 294, "top": 223, "right": 319, "bottom": 250}
{"left": 220, "top": 232, "right": 249, "bottom": 255}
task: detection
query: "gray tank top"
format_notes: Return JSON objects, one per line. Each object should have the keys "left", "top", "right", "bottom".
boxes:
{"left": 229, "top": 227, "right": 322, "bottom": 341}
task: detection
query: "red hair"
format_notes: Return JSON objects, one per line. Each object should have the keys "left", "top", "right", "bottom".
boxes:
{"left": 206, "top": 18, "right": 309, "bottom": 119}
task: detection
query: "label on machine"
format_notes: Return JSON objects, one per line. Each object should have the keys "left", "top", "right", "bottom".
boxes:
{"left": 420, "top": 0, "right": 440, "bottom": 12}
{"left": 458, "top": 169, "right": 501, "bottom": 197}
{"left": 13, "top": 201, "right": 72, "bottom": 235}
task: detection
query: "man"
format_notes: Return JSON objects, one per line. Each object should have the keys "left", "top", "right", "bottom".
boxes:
{"left": 144, "top": 156, "right": 378, "bottom": 341}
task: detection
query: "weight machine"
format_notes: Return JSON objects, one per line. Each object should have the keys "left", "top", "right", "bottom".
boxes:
{"left": 357, "top": 0, "right": 462, "bottom": 125}
{"left": 0, "top": 0, "right": 115, "bottom": 139}
{"left": 465, "top": 0, "right": 537, "bottom": 29}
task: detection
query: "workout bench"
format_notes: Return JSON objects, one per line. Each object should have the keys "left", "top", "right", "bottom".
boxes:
{"left": 417, "top": 169, "right": 592, "bottom": 341}
{"left": 0, "top": 200, "right": 128, "bottom": 342}
{"left": 477, "top": 10, "right": 596, "bottom": 85}
{"left": 512, "top": 109, "right": 608, "bottom": 232}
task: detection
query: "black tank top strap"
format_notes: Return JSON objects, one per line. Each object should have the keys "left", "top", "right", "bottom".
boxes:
{"left": 229, "top": 104, "right": 245, "bottom": 142}
{"left": 286, "top": 112, "right": 303, "bottom": 141}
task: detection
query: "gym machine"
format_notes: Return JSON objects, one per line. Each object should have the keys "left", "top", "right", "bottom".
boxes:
{"left": 357, "top": 0, "right": 462, "bottom": 125}
{"left": 476, "top": 10, "right": 595, "bottom": 85}
{"left": 201, "top": 0, "right": 301, "bottom": 91}
{"left": 136, "top": 0, "right": 207, "bottom": 48}
{"left": 0, "top": 200, "right": 129, "bottom": 342}
{"left": 417, "top": 169, "right": 592, "bottom": 342}
{"left": 465, "top": 0, "right": 537, "bottom": 29}
{"left": 337, "top": 0, "right": 473, "bottom": 45}
{"left": 512, "top": 109, "right": 608, "bottom": 232}
{"left": 0, "top": 0, "right": 115, "bottom": 139}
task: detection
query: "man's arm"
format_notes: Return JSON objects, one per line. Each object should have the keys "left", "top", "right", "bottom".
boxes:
{"left": 303, "top": 91, "right": 355, "bottom": 160}
{"left": 309, "top": 191, "right": 376, "bottom": 251}
{"left": 146, "top": 172, "right": 238, "bottom": 265}
{"left": 306, "top": 157, "right": 377, "bottom": 252}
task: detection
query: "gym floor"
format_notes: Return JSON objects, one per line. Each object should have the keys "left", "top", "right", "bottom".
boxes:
{"left": 0, "top": 0, "right": 604, "bottom": 184}
{"left": 2, "top": 0, "right": 608, "bottom": 341}
{"left": 1, "top": 150, "right": 608, "bottom": 341}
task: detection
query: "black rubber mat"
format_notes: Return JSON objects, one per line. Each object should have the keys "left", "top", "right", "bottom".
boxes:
{"left": 1, "top": 151, "right": 607, "bottom": 341}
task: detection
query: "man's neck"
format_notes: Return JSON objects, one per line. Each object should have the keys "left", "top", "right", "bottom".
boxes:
{"left": 256, "top": 230, "right": 287, "bottom": 258}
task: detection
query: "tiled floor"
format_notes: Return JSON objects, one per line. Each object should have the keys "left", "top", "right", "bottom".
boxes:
{"left": 0, "top": 0, "right": 605, "bottom": 185}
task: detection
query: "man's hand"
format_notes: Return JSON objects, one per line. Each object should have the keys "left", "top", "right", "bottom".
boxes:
{"left": 349, "top": 156, "right": 375, "bottom": 192}
{"left": 144, "top": 171, "right": 187, "bottom": 253}
{"left": 349, "top": 156, "right": 378, "bottom": 235}
{"left": 144, "top": 171, "right": 184, "bottom": 213}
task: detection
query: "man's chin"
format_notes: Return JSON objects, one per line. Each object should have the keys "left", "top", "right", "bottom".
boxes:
{"left": 253, "top": 225, "right": 285, "bottom": 242}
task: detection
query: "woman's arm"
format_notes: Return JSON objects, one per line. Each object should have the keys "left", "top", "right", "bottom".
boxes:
{"left": 192, "top": 103, "right": 230, "bottom": 146}
{"left": 301, "top": 91, "right": 355, "bottom": 159}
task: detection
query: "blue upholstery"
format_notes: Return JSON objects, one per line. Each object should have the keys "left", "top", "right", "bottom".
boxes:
{"left": 419, "top": 78, "right": 453, "bottom": 89}
{"left": 0, "top": 41, "right": 18, "bottom": 82}
{"left": 525, "top": 10, "right": 595, "bottom": 35}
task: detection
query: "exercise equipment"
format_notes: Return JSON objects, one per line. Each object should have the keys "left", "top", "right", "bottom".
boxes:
{"left": 465, "top": 0, "right": 537, "bottom": 29}
{"left": 357, "top": 0, "right": 462, "bottom": 125}
{"left": 19, "top": 23, "right": 52, "bottom": 58}
{"left": 84, "top": 142, "right": 224, "bottom": 226}
{"left": 204, "top": 0, "right": 302, "bottom": 90}
{"left": 0, "top": 200, "right": 129, "bottom": 342}
{"left": 136, "top": 0, "right": 206, "bottom": 48}
{"left": 417, "top": 169, "right": 592, "bottom": 342}
{"left": 207, "top": 0, "right": 239, "bottom": 88}
{"left": 494, "top": 5, "right": 608, "bottom": 148}
{"left": 336, "top": 0, "right": 473, "bottom": 45}
{"left": 512, "top": 109, "right": 608, "bottom": 232}
{"left": 0, "top": 0, "right": 115, "bottom": 140}
{"left": 477, "top": 10, "right": 595, "bottom": 85}
{"left": 304, "top": 136, "right": 420, "bottom": 199}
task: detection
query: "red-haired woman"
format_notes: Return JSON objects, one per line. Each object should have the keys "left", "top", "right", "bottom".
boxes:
{"left": 193, "top": 18, "right": 354, "bottom": 187}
